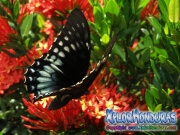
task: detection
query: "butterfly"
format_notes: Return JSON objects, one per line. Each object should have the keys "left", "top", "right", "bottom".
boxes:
{"left": 24, "top": 8, "right": 117, "bottom": 110}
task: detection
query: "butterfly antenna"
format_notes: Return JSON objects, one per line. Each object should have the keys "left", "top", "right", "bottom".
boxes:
{"left": 103, "top": 33, "right": 118, "bottom": 59}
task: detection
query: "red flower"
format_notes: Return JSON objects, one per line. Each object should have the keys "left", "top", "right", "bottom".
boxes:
{"left": 24, "top": 0, "right": 94, "bottom": 21}
{"left": 0, "top": 50, "right": 23, "bottom": 94}
{"left": 54, "top": 0, "right": 94, "bottom": 21}
{"left": 140, "top": 0, "right": 159, "bottom": 20}
{"left": 40, "top": 20, "right": 55, "bottom": 53}
{"left": 23, "top": 0, "right": 55, "bottom": 18}
{"left": 0, "top": 14, "right": 43, "bottom": 95}
{"left": 0, "top": 16, "right": 16, "bottom": 45}
{"left": 21, "top": 97, "right": 86, "bottom": 132}
{"left": 173, "top": 108, "right": 180, "bottom": 119}
{"left": 81, "top": 69, "right": 147, "bottom": 129}
{"left": 141, "top": 88, "right": 146, "bottom": 96}
{"left": 18, "top": 5, "right": 31, "bottom": 23}
{"left": 130, "top": 39, "right": 138, "bottom": 50}
{"left": 169, "top": 89, "right": 175, "bottom": 95}
{"left": 0, "top": 45, "right": 41, "bottom": 95}
{"left": 99, "top": 0, "right": 104, "bottom": 6}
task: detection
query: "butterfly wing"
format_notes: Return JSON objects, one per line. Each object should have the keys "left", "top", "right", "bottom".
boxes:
{"left": 24, "top": 8, "right": 91, "bottom": 100}
{"left": 47, "top": 34, "right": 118, "bottom": 110}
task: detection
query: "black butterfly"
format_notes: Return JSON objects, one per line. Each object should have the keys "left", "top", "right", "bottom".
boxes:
{"left": 24, "top": 8, "right": 117, "bottom": 110}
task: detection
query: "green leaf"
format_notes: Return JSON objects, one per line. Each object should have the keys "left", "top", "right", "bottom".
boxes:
{"left": 93, "top": 45, "right": 100, "bottom": 52}
{"left": 140, "top": 48, "right": 150, "bottom": 63}
{"left": 141, "top": 28, "right": 150, "bottom": 35}
{"left": 37, "top": 14, "right": 45, "bottom": 28}
{"left": 100, "top": 34, "right": 110, "bottom": 44}
{"left": 161, "top": 89, "right": 174, "bottom": 107}
{"left": 159, "top": 55, "right": 180, "bottom": 74}
{"left": 153, "top": 76, "right": 162, "bottom": 90}
{"left": 154, "top": 45, "right": 168, "bottom": 58}
{"left": 93, "top": 6, "right": 103, "bottom": 26}
{"left": 110, "top": 68, "right": 121, "bottom": 76}
{"left": 154, "top": 104, "right": 162, "bottom": 112}
{"left": 149, "top": 86, "right": 161, "bottom": 100}
{"left": 159, "top": 56, "right": 172, "bottom": 75}
{"left": 137, "top": 0, "right": 149, "bottom": 9}
{"left": 127, "top": 49, "right": 138, "bottom": 66}
{"left": 168, "top": 0, "right": 180, "bottom": 22}
{"left": 88, "top": 0, "right": 94, "bottom": 6}
{"left": 131, "top": 0, "right": 135, "bottom": 14}
{"left": 118, "top": 23, "right": 141, "bottom": 38}
{"left": 159, "top": 55, "right": 167, "bottom": 63}
{"left": 164, "top": 24, "right": 169, "bottom": 35}
{"left": 24, "top": 38, "right": 31, "bottom": 47}
{"left": 136, "top": 60, "right": 144, "bottom": 68}
{"left": 150, "top": 59, "right": 161, "bottom": 82}
{"left": 145, "top": 90, "right": 155, "bottom": 111}
{"left": 20, "top": 14, "right": 34, "bottom": 37}
{"left": 100, "top": 21, "right": 109, "bottom": 36}
{"left": 112, "top": 43, "right": 126, "bottom": 62}
{"left": 119, "top": 15, "right": 127, "bottom": 30}
{"left": 13, "top": 0, "right": 20, "bottom": 19}
{"left": 158, "top": 0, "right": 170, "bottom": 23}
{"left": 171, "top": 29, "right": 180, "bottom": 43}
{"left": 148, "top": 16, "right": 162, "bottom": 34}
{"left": 146, "top": 85, "right": 174, "bottom": 111}
{"left": 144, "top": 35, "right": 153, "bottom": 48}
{"left": 105, "top": 0, "right": 119, "bottom": 17}
{"left": 167, "top": 60, "right": 180, "bottom": 73}
{"left": 104, "top": 0, "right": 120, "bottom": 24}
{"left": 88, "top": 22, "right": 99, "bottom": 34}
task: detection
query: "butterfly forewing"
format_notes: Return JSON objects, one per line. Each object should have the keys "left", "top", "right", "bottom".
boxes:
{"left": 24, "top": 8, "right": 90, "bottom": 100}
{"left": 42, "top": 33, "right": 117, "bottom": 110}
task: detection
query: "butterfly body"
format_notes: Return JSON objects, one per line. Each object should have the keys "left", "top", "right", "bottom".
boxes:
{"left": 24, "top": 8, "right": 117, "bottom": 110}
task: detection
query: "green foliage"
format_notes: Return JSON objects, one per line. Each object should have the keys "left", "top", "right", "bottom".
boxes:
{"left": 145, "top": 85, "right": 173, "bottom": 111}
{"left": 13, "top": 0, "right": 20, "bottom": 20}
{"left": 91, "top": 3, "right": 180, "bottom": 133}
{"left": 20, "top": 14, "right": 34, "bottom": 37}
{"left": 168, "top": 0, "right": 180, "bottom": 23}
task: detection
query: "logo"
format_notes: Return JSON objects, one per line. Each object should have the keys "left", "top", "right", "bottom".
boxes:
{"left": 105, "top": 108, "right": 178, "bottom": 132}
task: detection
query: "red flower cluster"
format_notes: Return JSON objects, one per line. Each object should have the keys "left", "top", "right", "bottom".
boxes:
{"left": 40, "top": 20, "right": 55, "bottom": 53}
{"left": 0, "top": 16, "right": 16, "bottom": 45}
{"left": 0, "top": 50, "right": 23, "bottom": 94}
{"left": 0, "top": 9, "right": 54, "bottom": 95}
{"left": 24, "top": 0, "right": 94, "bottom": 21}
{"left": 22, "top": 69, "right": 147, "bottom": 132}
{"left": 140, "top": 0, "right": 159, "bottom": 20}
{"left": 0, "top": 46, "right": 40, "bottom": 95}
{"left": 173, "top": 108, "right": 180, "bottom": 119}
{"left": 0, "top": 17, "right": 20, "bottom": 94}
{"left": 81, "top": 69, "right": 147, "bottom": 129}
{"left": 0, "top": 16, "right": 42, "bottom": 94}
{"left": 21, "top": 97, "right": 86, "bottom": 131}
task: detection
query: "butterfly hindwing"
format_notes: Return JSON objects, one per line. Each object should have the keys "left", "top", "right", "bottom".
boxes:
{"left": 24, "top": 8, "right": 90, "bottom": 100}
